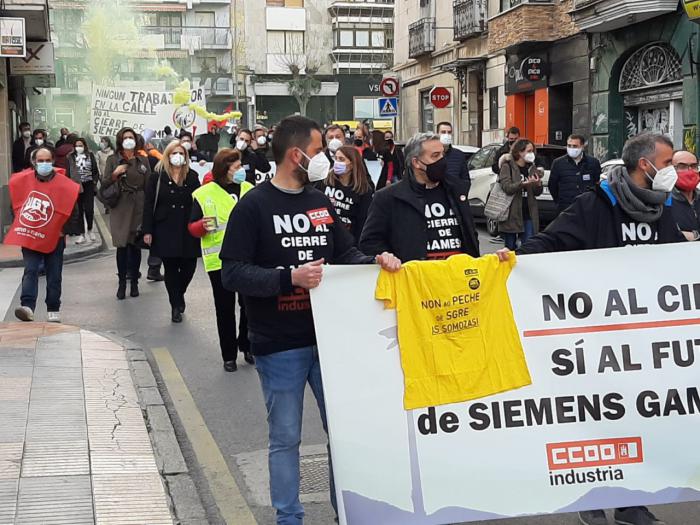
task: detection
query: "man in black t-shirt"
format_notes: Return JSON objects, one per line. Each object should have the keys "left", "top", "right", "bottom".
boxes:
{"left": 220, "top": 115, "right": 399, "bottom": 524}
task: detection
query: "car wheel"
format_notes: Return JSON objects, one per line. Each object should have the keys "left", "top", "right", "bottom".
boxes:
{"left": 487, "top": 218, "right": 499, "bottom": 237}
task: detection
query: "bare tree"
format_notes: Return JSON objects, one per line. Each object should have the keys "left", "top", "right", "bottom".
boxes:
{"left": 271, "top": 35, "right": 323, "bottom": 117}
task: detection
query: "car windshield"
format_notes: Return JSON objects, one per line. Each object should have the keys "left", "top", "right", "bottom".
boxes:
{"left": 536, "top": 148, "right": 566, "bottom": 170}
{"left": 468, "top": 146, "right": 495, "bottom": 170}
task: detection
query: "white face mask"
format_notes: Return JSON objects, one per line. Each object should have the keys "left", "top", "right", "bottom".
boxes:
{"left": 328, "top": 138, "right": 343, "bottom": 152}
{"left": 170, "top": 153, "right": 186, "bottom": 167}
{"left": 35, "top": 139, "right": 44, "bottom": 147}
{"left": 643, "top": 158, "right": 678, "bottom": 193}
{"left": 122, "top": 138, "right": 136, "bottom": 151}
{"left": 256, "top": 136, "right": 267, "bottom": 146}
{"left": 22, "top": 130, "right": 31, "bottom": 139}
{"left": 439, "top": 134, "right": 453, "bottom": 146}
{"left": 567, "top": 147, "right": 583, "bottom": 159}
{"left": 181, "top": 141, "right": 192, "bottom": 151}
{"left": 298, "top": 149, "right": 331, "bottom": 183}
{"left": 100, "top": 142, "right": 108, "bottom": 150}
{"left": 523, "top": 152, "right": 536, "bottom": 164}
{"left": 236, "top": 140, "right": 248, "bottom": 151}
{"left": 75, "top": 146, "right": 85, "bottom": 155}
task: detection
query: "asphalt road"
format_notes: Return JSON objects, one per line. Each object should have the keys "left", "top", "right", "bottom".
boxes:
{"left": 4, "top": 226, "right": 699, "bottom": 525}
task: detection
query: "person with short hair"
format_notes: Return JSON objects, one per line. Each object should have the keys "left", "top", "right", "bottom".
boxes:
{"left": 254, "top": 124, "right": 275, "bottom": 162}
{"left": 55, "top": 127, "right": 70, "bottom": 148}
{"left": 233, "top": 128, "right": 272, "bottom": 184}
{"left": 23, "top": 129, "right": 48, "bottom": 169}
{"left": 12, "top": 122, "right": 32, "bottom": 173}
{"left": 670, "top": 149, "right": 700, "bottom": 241}
{"left": 54, "top": 133, "right": 78, "bottom": 171}
{"left": 67, "top": 137, "right": 100, "bottom": 244}
{"left": 160, "top": 125, "right": 175, "bottom": 151}
{"left": 361, "top": 132, "right": 480, "bottom": 262}
{"left": 189, "top": 148, "right": 255, "bottom": 370}
{"left": 220, "top": 115, "right": 400, "bottom": 525}
{"left": 436, "top": 121, "right": 470, "bottom": 187}
{"left": 548, "top": 134, "right": 601, "bottom": 215}
{"left": 324, "top": 125, "right": 345, "bottom": 164}
{"left": 492, "top": 126, "right": 521, "bottom": 175}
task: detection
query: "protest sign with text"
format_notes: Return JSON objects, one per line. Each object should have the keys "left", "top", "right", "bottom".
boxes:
{"left": 311, "top": 243, "right": 700, "bottom": 525}
{"left": 90, "top": 85, "right": 207, "bottom": 138}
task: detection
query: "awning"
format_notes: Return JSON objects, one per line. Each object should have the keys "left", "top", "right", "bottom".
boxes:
{"left": 133, "top": 4, "right": 187, "bottom": 11}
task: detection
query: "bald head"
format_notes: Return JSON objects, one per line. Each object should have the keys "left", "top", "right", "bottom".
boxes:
{"left": 673, "top": 150, "right": 699, "bottom": 171}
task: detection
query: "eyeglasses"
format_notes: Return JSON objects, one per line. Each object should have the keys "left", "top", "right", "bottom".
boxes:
{"left": 675, "top": 162, "right": 700, "bottom": 172}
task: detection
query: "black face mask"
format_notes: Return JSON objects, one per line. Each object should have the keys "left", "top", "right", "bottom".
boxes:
{"left": 421, "top": 157, "right": 448, "bottom": 183}
{"left": 353, "top": 139, "right": 363, "bottom": 147}
{"left": 386, "top": 139, "right": 394, "bottom": 148}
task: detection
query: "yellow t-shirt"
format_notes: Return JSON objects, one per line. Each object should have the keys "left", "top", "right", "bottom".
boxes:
{"left": 376, "top": 253, "right": 531, "bottom": 410}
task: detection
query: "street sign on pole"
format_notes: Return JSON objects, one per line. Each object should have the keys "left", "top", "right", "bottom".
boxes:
{"left": 378, "top": 97, "right": 398, "bottom": 118}
{"left": 380, "top": 77, "right": 399, "bottom": 97}
{"left": 430, "top": 86, "right": 451, "bottom": 109}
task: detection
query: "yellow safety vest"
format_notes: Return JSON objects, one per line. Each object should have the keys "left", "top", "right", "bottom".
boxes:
{"left": 192, "top": 181, "right": 253, "bottom": 272}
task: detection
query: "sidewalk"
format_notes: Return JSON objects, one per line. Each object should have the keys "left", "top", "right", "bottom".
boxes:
{"left": 0, "top": 322, "right": 173, "bottom": 524}
{"left": 0, "top": 234, "right": 105, "bottom": 269}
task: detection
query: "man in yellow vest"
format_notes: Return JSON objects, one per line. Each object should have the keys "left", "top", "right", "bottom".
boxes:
{"left": 189, "top": 148, "right": 254, "bottom": 371}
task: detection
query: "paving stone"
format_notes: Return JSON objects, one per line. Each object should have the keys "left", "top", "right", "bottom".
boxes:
{"left": 146, "top": 406, "right": 187, "bottom": 475}
{"left": 126, "top": 349, "right": 147, "bottom": 361}
{"left": 131, "top": 360, "right": 157, "bottom": 388}
{"left": 0, "top": 479, "right": 18, "bottom": 524}
{"left": 165, "top": 474, "right": 207, "bottom": 521}
{"left": 16, "top": 475, "right": 94, "bottom": 524}
{"left": 0, "top": 442, "right": 23, "bottom": 480}
{"left": 91, "top": 454, "right": 159, "bottom": 475}
{"left": 36, "top": 331, "right": 81, "bottom": 351}
{"left": 21, "top": 441, "right": 89, "bottom": 477}
{"left": 0, "top": 377, "right": 31, "bottom": 401}
{"left": 35, "top": 348, "right": 82, "bottom": 368}
{"left": 0, "top": 366, "right": 33, "bottom": 378}
{"left": 92, "top": 473, "right": 172, "bottom": 525}
{"left": 138, "top": 386, "right": 164, "bottom": 407}
{"left": 0, "top": 401, "right": 29, "bottom": 443}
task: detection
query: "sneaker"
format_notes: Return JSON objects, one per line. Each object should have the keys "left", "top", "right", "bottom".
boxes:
{"left": 614, "top": 507, "right": 665, "bottom": 525}
{"left": 87, "top": 230, "right": 97, "bottom": 243}
{"left": 14, "top": 306, "right": 34, "bottom": 322}
{"left": 47, "top": 312, "right": 62, "bottom": 323}
{"left": 579, "top": 510, "right": 608, "bottom": 525}
{"left": 75, "top": 235, "right": 85, "bottom": 245}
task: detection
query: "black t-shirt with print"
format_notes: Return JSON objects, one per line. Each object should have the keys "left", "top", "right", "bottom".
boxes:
{"left": 315, "top": 180, "right": 373, "bottom": 245}
{"left": 424, "top": 184, "right": 464, "bottom": 260}
{"left": 220, "top": 181, "right": 372, "bottom": 354}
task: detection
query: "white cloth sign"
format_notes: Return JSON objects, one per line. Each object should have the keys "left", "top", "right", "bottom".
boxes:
{"left": 311, "top": 243, "right": 700, "bottom": 525}
{"left": 90, "top": 85, "right": 207, "bottom": 138}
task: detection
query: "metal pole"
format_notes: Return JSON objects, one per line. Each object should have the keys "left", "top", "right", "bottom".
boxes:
{"left": 232, "top": 0, "right": 240, "bottom": 112}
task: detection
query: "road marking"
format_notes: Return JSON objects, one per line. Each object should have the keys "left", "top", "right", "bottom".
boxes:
{"left": 0, "top": 268, "right": 23, "bottom": 320}
{"left": 151, "top": 347, "right": 257, "bottom": 525}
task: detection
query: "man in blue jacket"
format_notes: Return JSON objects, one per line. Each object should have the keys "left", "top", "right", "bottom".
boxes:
{"left": 436, "top": 121, "right": 470, "bottom": 190}
{"left": 548, "top": 134, "right": 602, "bottom": 216}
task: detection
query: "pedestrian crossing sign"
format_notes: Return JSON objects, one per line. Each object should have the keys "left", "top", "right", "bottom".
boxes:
{"left": 378, "top": 97, "right": 398, "bottom": 117}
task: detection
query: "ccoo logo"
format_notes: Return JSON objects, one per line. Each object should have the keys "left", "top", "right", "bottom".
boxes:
{"left": 19, "top": 191, "right": 54, "bottom": 228}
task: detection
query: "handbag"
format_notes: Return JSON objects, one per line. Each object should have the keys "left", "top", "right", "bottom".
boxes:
{"left": 135, "top": 172, "right": 161, "bottom": 250}
{"left": 96, "top": 179, "right": 121, "bottom": 208}
{"left": 484, "top": 181, "right": 515, "bottom": 222}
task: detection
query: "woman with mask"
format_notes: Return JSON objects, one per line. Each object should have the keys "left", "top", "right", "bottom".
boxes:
{"left": 354, "top": 123, "right": 377, "bottom": 161}
{"left": 67, "top": 137, "right": 100, "bottom": 244}
{"left": 670, "top": 150, "right": 700, "bottom": 241}
{"left": 497, "top": 139, "right": 543, "bottom": 250}
{"left": 142, "top": 140, "right": 201, "bottom": 323}
{"left": 189, "top": 148, "right": 255, "bottom": 370}
{"left": 96, "top": 136, "right": 114, "bottom": 176}
{"left": 316, "top": 146, "right": 373, "bottom": 245}
{"left": 102, "top": 127, "right": 151, "bottom": 300}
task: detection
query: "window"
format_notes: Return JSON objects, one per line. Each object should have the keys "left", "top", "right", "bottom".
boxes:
{"left": 267, "top": 30, "right": 304, "bottom": 53}
{"left": 354, "top": 97, "right": 380, "bottom": 119}
{"left": 371, "top": 31, "right": 384, "bottom": 48}
{"left": 140, "top": 13, "right": 158, "bottom": 27}
{"left": 266, "top": 0, "right": 304, "bottom": 6}
{"left": 339, "top": 30, "right": 353, "bottom": 47}
{"left": 420, "top": 90, "right": 434, "bottom": 133}
{"left": 193, "top": 11, "right": 215, "bottom": 27}
{"left": 355, "top": 30, "right": 369, "bottom": 47}
{"left": 489, "top": 87, "right": 499, "bottom": 130}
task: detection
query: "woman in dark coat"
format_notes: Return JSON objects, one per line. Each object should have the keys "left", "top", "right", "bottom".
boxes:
{"left": 142, "top": 140, "right": 201, "bottom": 323}
{"left": 102, "top": 127, "right": 151, "bottom": 299}
{"left": 67, "top": 137, "right": 100, "bottom": 244}
{"left": 497, "top": 139, "right": 543, "bottom": 250}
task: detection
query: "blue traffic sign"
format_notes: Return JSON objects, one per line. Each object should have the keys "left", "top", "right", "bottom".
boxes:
{"left": 378, "top": 97, "right": 398, "bottom": 117}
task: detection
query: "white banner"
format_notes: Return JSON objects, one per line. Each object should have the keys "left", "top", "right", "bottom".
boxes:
{"left": 89, "top": 85, "right": 207, "bottom": 138}
{"left": 311, "top": 243, "right": 700, "bottom": 525}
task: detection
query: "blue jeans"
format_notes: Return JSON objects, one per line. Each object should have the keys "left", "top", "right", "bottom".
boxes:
{"left": 255, "top": 346, "right": 337, "bottom": 525}
{"left": 21, "top": 238, "right": 65, "bottom": 312}
{"left": 503, "top": 220, "right": 534, "bottom": 250}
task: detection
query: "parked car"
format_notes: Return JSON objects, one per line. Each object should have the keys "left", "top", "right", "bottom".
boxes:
{"left": 453, "top": 144, "right": 479, "bottom": 164}
{"left": 467, "top": 143, "right": 567, "bottom": 236}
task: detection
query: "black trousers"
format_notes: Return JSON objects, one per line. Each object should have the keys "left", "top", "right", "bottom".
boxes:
{"left": 161, "top": 257, "right": 197, "bottom": 309}
{"left": 77, "top": 182, "right": 95, "bottom": 232}
{"left": 208, "top": 269, "right": 250, "bottom": 362}
{"left": 116, "top": 244, "right": 142, "bottom": 280}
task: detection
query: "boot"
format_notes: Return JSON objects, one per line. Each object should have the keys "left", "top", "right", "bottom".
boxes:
{"left": 130, "top": 279, "right": 140, "bottom": 297}
{"left": 147, "top": 265, "right": 164, "bottom": 282}
{"left": 116, "top": 278, "right": 127, "bottom": 300}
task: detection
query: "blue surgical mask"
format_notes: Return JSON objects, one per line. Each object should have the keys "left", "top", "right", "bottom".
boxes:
{"left": 36, "top": 162, "right": 53, "bottom": 177}
{"left": 333, "top": 162, "right": 347, "bottom": 175}
{"left": 233, "top": 168, "right": 246, "bottom": 184}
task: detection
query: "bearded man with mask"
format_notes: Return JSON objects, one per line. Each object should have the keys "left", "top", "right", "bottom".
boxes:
{"left": 670, "top": 149, "right": 700, "bottom": 242}
{"left": 360, "top": 132, "right": 480, "bottom": 262}
{"left": 219, "top": 115, "right": 400, "bottom": 525}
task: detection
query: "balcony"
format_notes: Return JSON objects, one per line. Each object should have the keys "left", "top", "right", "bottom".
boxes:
{"left": 453, "top": 0, "right": 487, "bottom": 41}
{"left": 408, "top": 17, "right": 435, "bottom": 59}
{"left": 328, "top": 0, "right": 394, "bottom": 24}
{"left": 329, "top": 50, "right": 392, "bottom": 74}
{"left": 141, "top": 26, "right": 232, "bottom": 50}
{"left": 571, "top": 0, "right": 679, "bottom": 33}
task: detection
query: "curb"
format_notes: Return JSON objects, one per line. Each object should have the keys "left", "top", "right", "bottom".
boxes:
{"left": 101, "top": 331, "right": 209, "bottom": 525}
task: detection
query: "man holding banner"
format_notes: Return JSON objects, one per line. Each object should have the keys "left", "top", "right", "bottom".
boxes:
{"left": 510, "top": 133, "right": 682, "bottom": 524}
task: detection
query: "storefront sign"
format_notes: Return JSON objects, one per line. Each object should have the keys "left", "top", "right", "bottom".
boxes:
{"left": 9, "top": 42, "right": 55, "bottom": 75}
{"left": 0, "top": 17, "right": 26, "bottom": 57}
{"left": 89, "top": 84, "right": 207, "bottom": 138}
{"left": 506, "top": 54, "right": 548, "bottom": 94}
{"left": 311, "top": 243, "right": 700, "bottom": 525}
{"left": 684, "top": 0, "right": 700, "bottom": 21}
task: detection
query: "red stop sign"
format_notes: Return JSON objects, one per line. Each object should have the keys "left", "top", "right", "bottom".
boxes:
{"left": 430, "top": 87, "right": 451, "bottom": 108}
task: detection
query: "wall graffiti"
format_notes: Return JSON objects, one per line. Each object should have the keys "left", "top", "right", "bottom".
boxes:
{"left": 684, "top": 127, "right": 697, "bottom": 155}
{"left": 624, "top": 107, "right": 639, "bottom": 139}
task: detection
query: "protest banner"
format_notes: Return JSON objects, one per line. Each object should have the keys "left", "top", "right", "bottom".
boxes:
{"left": 311, "top": 243, "right": 700, "bottom": 525}
{"left": 90, "top": 85, "right": 207, "bottom": 138}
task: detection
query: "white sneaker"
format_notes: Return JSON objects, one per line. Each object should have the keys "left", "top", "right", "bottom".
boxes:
{"left": 87, "top": 231, "right": 96, "bottom": 243}
{"left": 75, "top": 235, "right": 85, "bottom": 245}
{"left": 47, "top": 312, "right": 61, "bottom": 323}
{"left": 14, "top": 306, "right": 34, "bottom": 322}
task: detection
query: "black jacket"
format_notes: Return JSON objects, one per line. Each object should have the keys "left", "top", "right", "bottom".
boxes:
{"left": 548, "top": 154, "right": 601, "bottom": 212}
{"left": 670, "top": 189, "right": 700, "bottom": 235}
{"left": 360, "top": 171, "right": 479, "bottom": 262}
{"left": 12, "top": 137, "right": 29, "bottom": 173}
{"left": 377, "top": 147, "right": 405, "bottom": 190}
{"left": 518, "top": 181, "right": 685, "bottom": 254}
{"left": 492, "top": 142, "right": 512, "bottom": 175}
{"left": 241, "top": 148, "right": 272, "bottom": 185}
{"left": 143, "top": 169, "right": 201, "bottom": 259}
{"left": 445, "top": 146, "right": 470, "bottom": 191}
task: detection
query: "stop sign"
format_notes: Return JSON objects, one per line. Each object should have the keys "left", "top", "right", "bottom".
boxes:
{"left": 430, "top": 87, "right": 451, "bottom": 109}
